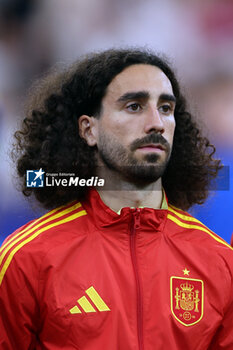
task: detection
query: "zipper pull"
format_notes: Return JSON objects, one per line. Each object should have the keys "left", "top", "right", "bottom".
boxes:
{"left": 133, "top": 208, "right": 141, "bottom": 230}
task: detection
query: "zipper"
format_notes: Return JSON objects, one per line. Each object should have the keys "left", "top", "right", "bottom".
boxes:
{"left": 130, "top": 208, "right": 144, "bottom": 350}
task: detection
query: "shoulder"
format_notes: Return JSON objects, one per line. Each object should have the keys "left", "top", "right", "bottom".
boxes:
{"left": 2, "top": 200, "right": 87, "bottom": 249}
{"left": 0, "top": 200, "right": 88, "bottom": 287}
{"left": 166, "top": 203, "right": 233, "bottom": 253}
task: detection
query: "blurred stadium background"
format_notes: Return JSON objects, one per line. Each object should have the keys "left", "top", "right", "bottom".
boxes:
{"left": 0, "top": 0, "right": 233, "bottom": 244}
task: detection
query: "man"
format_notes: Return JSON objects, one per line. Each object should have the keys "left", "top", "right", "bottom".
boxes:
{"left": 0, "top": 49, "right": 232, "bottom": 349}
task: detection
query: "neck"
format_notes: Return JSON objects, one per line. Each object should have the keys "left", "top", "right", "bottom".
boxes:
{"left": 96, "top": 166, "right": 163, "bottom": 213}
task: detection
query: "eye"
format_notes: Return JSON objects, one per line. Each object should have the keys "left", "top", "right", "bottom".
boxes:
{"left": 126, "top": 103, "right": 142, "bottom": 112}
{"left": 159, "top": 104, "right": 173, "bottom": 115}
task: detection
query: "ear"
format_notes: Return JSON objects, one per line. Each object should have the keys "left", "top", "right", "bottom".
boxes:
{"left": 78, "top": 115, "right": 98, "bottom": 147}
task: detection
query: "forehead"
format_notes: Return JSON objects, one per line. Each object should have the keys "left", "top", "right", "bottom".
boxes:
{"left": 104, "top": 64, "right": 173, "bottom": 101}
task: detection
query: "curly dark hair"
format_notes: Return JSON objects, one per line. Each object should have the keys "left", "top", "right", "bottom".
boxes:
{"left": 13, "top": 48, "right": 221, "bottom": 210}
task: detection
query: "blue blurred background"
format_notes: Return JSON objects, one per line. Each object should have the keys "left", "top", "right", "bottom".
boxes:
{"left": 0, "top": 0, "right": 233, "bottom": 244}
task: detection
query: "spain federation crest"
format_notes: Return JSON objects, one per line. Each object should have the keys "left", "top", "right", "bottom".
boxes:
{"left": 170, "top": 276, "right": 204, "bottom": 326}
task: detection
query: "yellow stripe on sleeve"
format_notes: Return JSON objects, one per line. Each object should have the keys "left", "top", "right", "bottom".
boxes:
{"left": 168, "top": 205, "right": 232, "bottom": 249}
{"left": 0, "top": 210, "right": 87, "bottom": 285}
{"left": 168, "top": 206, "right": 202, "bottom": 224}
{"left": 0, "top": 202, "right": 82, "bottom": 267}
{"left": 167, "top": 214, "right": 233, "bottom": 251}
{"left": 0, "top": 201, "right": 77, "bottom": 253}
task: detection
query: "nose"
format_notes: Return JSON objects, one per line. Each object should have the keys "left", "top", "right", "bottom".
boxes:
{"left": 144, "top": 107, "right": 165, "bottom": 134}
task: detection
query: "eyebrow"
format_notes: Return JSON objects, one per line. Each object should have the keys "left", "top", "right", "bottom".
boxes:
{"left": 116, "top": 91, "right": 149, "bottom": 104}
{"left": 159, "top": 93, "right": 176, "bottom": 104}
{"left": 116, "top": 91, "right": 176, "bottom": 104}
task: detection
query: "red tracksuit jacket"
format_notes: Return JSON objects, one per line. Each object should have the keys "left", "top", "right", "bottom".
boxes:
{"left": 0, "top": 189, "right": 233, "bottom": 349}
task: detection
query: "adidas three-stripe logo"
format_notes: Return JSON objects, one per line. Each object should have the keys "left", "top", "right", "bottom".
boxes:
{"left": 69, "top": 286, "right": 111, "bottom": 314}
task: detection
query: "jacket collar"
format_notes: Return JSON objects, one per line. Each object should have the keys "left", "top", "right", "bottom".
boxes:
{"left": 81, "top": 189, "right": 168, "bottom": 232}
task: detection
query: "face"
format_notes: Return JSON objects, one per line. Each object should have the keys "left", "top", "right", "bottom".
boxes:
{"left": 83, "top": 64, "right": 176, "bottom": 184}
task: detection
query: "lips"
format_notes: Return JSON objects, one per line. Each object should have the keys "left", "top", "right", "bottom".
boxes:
{"left": 138, "top": 143, "right": 165, "bottom": 151}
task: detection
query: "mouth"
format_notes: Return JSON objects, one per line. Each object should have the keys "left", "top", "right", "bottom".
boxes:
{"left": 137, "top": 143, "right": 166, "bottom": 152}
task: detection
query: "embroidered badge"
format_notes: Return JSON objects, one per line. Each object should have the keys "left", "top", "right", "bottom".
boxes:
{"left": 170, "top": 276, "right": 204, "bottom": 326}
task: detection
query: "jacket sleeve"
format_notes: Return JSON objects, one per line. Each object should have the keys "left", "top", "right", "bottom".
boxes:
{"left": 0, "top": 243, "right": 39, "bottom": 349}
{"left": 208, "top": 300, "right": 233, "bottom": 350}
{"left": 208, "top": 266, "right": 233, "bottom": 350}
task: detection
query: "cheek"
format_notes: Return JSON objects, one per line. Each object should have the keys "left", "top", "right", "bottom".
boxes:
{"left": 99, "top": 118, "right": 132, "bottom": 145}
{"left": 165, "top": 119, "right": 176, "bottom": 142}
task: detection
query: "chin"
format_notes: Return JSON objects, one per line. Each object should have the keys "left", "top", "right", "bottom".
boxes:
{"left": 123, "top": 164, "right": 166, "bottom": 183}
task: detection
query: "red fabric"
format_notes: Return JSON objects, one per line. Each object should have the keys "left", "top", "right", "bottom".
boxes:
{"left": 0, "top": 189, "right": 233, "bottom": 349}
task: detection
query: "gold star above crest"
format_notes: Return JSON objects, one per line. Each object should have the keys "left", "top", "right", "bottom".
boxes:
{"left": 183, "top": 268, "right": 190, "bottom": 276}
